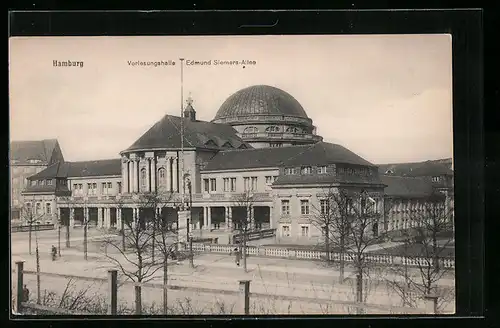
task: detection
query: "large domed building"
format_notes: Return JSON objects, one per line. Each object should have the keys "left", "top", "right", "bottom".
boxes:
{"left": 19, "top": 84, "right": 454, "bottom": 247}
{"left": 212, "top": 85, "right": 323, "bottom": 148}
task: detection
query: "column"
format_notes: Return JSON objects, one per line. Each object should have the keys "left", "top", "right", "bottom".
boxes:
{"left": 132, "top": 208, "right": 137, "bottom": 229}
{"left": 269, "top": 206, "right": 273, "bottom": 229}
{"left": 146, "top": 159, "right": 151, "bottom": 192}
{"left": 166, "top": 158, "right": 172, "bottom": 192}
{"left": 105, "top": 208, "right": 111, "bottom": 228}
{"left": 151, "top": 157, "right": 156, "bottom": 193}
{"left": 123, "top": 161, "right": 129, "bottom": 194}
{"left": 250, "top": 206, "right": 255, "bottom": 229}
{"left": 224, "top": 206, "right": 229, "bottom": 231}
{"left": 228, "top": 206, "right": 233, "bottom": 230}
{"left": 130, "top": 160, "right": 136, "bottom": 193}
{"left": 84, "top": 207, "right": 89, "bottom": 225}
{"left": 172, "top": 157, "right": 178, "bottom": 192}
{"left": 98, "top": 208, "right": 103, "bottom": 227}
{"left": 69, "top": 208, "right": 75, "bottom": 227}
{"left": 203, "top": 207, "right": 208, "bottom": 229}
{"left": 116, "top": 208, "right": 122, "bottom": 229}
{"left": 135, "top": 160, "right": 140, "bottom": 193}
{"left": 207, "top": 206, "right": 212, "bottom": 231}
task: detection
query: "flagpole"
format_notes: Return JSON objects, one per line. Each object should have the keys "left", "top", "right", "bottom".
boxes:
{"left": 179, "top": 58, "right": 185, "bottom": 210}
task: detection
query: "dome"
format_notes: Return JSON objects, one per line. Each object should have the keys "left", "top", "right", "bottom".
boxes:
{"left": 214, "top": 85, "right": 309, "bottom": 120}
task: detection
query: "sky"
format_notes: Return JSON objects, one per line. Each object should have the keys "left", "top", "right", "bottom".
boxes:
{"left": 9, "top": 35, "right": 453, "bottom": 164}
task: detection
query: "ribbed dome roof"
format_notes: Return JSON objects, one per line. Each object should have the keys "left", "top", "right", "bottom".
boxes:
{"left": 214, "top": 85, "right": 309, "bottom": 120}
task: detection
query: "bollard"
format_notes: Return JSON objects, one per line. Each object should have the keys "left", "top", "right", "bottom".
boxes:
{"left": 239, "top": 280, "right": 250, "bottom": 315}
{"left": 424, "top": 294, "right": 438, "bottom": 314}
{"left": 107, "top": 270, "right": 117, "bottom": 315}
{"left": 15, "top": 261, "right": 24, "bottom": 314}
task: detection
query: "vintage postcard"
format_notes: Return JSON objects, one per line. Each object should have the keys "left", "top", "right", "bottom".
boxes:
{"left": 9, "top": 35, "right": 454, "bottom": 316}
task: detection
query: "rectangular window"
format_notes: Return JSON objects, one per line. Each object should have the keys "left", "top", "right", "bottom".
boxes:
{"left": 46, "top": 203, "right": 51, "bottom": 214}
{"left": 301, "top": 166, "right": 312, "bottom": 174}
{"left": 300, "top": 225, "right": 310, "bottom": 237}
{"left": 117, "top": 182, "right": 122, "bottom": 194}
{"left": 223, "top": 178, "right": 229, "bottom": 192}
{"left": 35, "top": 203, "right": 41, "bottom": 215}
{"left": 230, "top": 178, "right": 236, "bottom": 192}
{"left": 281, "top": 225, "right": 291, "bottom": 237}
{"left": 300, "top": 200, "right": 310, "bottom": 215}
{"left": 210, "top": 178, "right": 217, "bottom": 192}
{"left": 281, "top": 200, "right": 290, "bottom": 215}
{"left": 251, "top": 177, "right": 258, "bottom": 191}
{"left": 26, "top": 203, "right": 32, "bottom": 215}
{"left": 265, "top": 176, "right": 273, "bottom": 184}
{"left": 73, "top": 184, "right": 78, "bottom": 191}
{"left": 87, "top": 183, "right": 92, "bottom": 194}
{"left": 47, "top": 179, "right": 53, "bottom": 186}
{"left": 102, "top": 182, "right": 107, "bottom": 194}
{"left": 107, "top": 182, "right": 112, "bottom": 189}
{"left": 320, "top": 199, "right": 329, "bottom": 216}
{"left": 243, "top": 177, "right": 250, "bottom": 191}
{"left": 203, "top": 179, "right": 209, "bottom": 193}
{"left": 40, "top": 180, "right": 45, "bottom": 186}
{"left": 284, "top": 168, "right": 297, "bottom": 175}
{"left": 318, "top": 166, "right": 327, "bottom": 174}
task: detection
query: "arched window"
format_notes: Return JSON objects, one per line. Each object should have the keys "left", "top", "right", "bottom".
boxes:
{"left": 140, "top": 168, "right": 147, "bottom": 189}
{"left": 243, "top": 127, "right": 258, "bottom": 134}
{"left": 158, "top": 168, "right": 166, "bottom": 189}
{"left": 265, "top": 126, "right": 280, "bottom": 132}
{"left": 285, "top": 127, "right": 299, "bottom": 133}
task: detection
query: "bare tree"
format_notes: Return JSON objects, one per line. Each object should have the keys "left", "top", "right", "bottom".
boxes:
{"left": 20, "top": 197, "right": 45, "bottom": 255}
{"left": 311, "top": 186, "right": 351, "bottom": 280}
{"left": 103, "top": 189, "right": 175, "bottom": 315}
{"left": 231, "top": 190, "right": 255, "bottom": 273}
{"left": 314, "top": 188, "right": 382, "bottom": 310}
{"left": 384, "top": 193, "right": 455, "bottom": 313}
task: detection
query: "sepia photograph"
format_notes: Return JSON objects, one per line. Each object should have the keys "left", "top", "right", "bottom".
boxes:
{"left": 9, "top": 34, "right": 455, "bottom": 316}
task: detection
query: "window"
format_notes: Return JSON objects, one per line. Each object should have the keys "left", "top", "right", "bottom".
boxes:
{"left": 432, "top": 176, "right": 441, "bottom": 182}
{"left": 26, "top": 203, "right": 32, "bottom": 215}
{"left": 73, "top": 184, "right": 78, "bottom": 191}
{"left": 318, "top": 166, "right": 327, "bottom": 174}
{"left": 87, "top": 183, "right": 92, "bottom": 194}
{"left": 35, "top": 203, "right": 41, "bottom": 215}
{"left": 223, "top": 178, "right": 230, "bottom": 192}
{"left": 281, "top": 200, "right": 290, "bottom": 215}
{"left": 284, "top": 168, "right": 296, "bottom": 175}
{"left": 300, "top": 225, "right": 310, "bottom": 237}
{"left": 300, "top": 200, "right": 310, "bottom": 215}
{"left": 117, "top": 182, "right": 122, "bottom": 194}
{"left": 301, "top": 166, "right": 312, "bottom": 174}
{"left": 270, "top": 143, "right": 283, "bottom": 148}
{"left": 158, "top": 168, "right": 166, "bottom": 188}
{"left": 46, "top": 203, "right": 51, "bottom": 214}
{"left": 107, "top": 182, "right": 112, "bottom": 189}
{"left": 47, "top": 179, "right": 53, "bottom": 186}
{"left": 93, "top": 183, "right": 97, "bottom": 194}
{"left": 265, "top": 176, "right": 273, "bottom": 184}
{"left": 281, "top": 225, "right": 291, "bottom": 237}
{"left": 210, "top": 178, "right": 217, "bottom": 192}
{"left": 243, "top": 177, "right": 250, "bottom": 191}
{"left": 230, "top": 178, "right": 236, "bottom": 192}
{"left": 251, "top": 177, "right": 258, "bottom": 191}
{"left": 203, "top": 179, "right": 210, "bottom": 193}
{"left": 243, "top": 126, "right": 258, "bottom": 134}
{"left": 285, "top": 127, "right": 299, "bottom": 133}
{"left": 140, "top": 168, "right": 147, "bottom": 188}
{"left": 102, "top": 182, "right": 107, "bottom": 194}
{"left": 320, "top": 199, "right": 330, "bottom": 216}
{"left": 40, "top": 180, "right": 45, "bottom": 186}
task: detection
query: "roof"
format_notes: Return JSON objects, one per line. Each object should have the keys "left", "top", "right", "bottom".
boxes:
{"left": 378, "top": 159, "right": 453, "bottom": 177}
{"left": 28, "top": 159, "right": 122, "bottom": 180}
{"left": 202, "top": 141, "right": 375, "bottom": 171}
{"left": 124, "top": 115, "right": 250, "bottom": 152}
{"left": 10, "top": 139, "right": 59, "bottom": 165}
{"left": 272, "top": 173, "right": 384, "bottom": 187}
{"left": 381, "top": 175, "right": 435, "bottom": 198}
{"left": 213, "top": 85, "right": 309, "bottom": 120}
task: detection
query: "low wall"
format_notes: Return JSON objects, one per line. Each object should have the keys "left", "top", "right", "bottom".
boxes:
{"left": 11, "top": 224, "right": 55, "bottom": 233}
{"left": 189, "top": 243, "right": 455, "bottom": 269}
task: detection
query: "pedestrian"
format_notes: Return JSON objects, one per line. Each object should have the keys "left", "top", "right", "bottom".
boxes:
{"left": 51, "top": 245, "right": 57, "bottom": 261}
{"left": 22, "top": 285, "right": 29, "bottom": 302}
{"left": 234, "top": 246, "right": 241, "bottom": 267}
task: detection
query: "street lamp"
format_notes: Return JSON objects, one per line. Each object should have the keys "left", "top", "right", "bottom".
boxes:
{"left": 185, "top": 175, "right": 194, "bottom": 268}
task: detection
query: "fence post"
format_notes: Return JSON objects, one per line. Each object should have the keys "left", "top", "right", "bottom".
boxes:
{"left": 107, "top": 270, "right": 117, "bottom": 315}
{"left": 15, "top": 261, "right": 24, "bottom": 314}
{"left": 239, "top": 280, "right": 250, "bottom": 315}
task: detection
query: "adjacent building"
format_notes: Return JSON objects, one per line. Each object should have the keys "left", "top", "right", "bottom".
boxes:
{"left": 9, "top": 139, "right": 65, "bottom": 221}
{"left": 16, "top": 85, "right": 454, "bottom": 244}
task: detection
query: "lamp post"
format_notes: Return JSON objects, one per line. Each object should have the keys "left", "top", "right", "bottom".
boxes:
{"left": 187, "top": 177, "right": 194, "bottom": 268}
